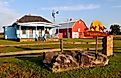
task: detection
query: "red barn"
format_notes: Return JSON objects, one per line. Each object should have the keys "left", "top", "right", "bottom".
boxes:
{"left": 56, "top": 19, "right": 89, "bottom": 38}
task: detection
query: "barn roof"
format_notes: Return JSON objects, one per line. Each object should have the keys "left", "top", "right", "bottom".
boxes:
{"left": 58, "top": 22, "right": 75, "bottom": 29}
{"left": 16, "top": 15, "right": 52, "bottom": 23}
{"left": 58, "top": 19, "right": 88, "bottom": 29}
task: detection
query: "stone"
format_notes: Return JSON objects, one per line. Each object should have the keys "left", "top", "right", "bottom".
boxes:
{"left": 43, "top": 51, "right": 109, "bottom": 72}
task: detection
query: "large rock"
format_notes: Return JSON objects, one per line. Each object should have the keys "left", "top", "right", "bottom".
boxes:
{"left": 43, "top": 51, "right": 109, "bottom": 72}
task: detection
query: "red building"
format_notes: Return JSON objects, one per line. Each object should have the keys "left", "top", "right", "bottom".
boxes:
{"left": 56, "top": 19, "right": 89, "bottom": 38}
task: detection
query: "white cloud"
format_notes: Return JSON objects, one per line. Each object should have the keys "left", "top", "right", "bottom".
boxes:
{"left": 0, "top": 0, "right": 19, "bottom": 32}
{"left": 41, "top": 4, "right": 100, "bottom": 11}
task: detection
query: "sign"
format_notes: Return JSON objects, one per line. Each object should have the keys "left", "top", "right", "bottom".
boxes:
{"left": 84, "top": 31, "right": 108, "bottom": 37}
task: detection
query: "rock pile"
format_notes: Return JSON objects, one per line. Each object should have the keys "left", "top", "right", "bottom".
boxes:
{"left": 43, "top": 51, "right": 109, "bottom": 72}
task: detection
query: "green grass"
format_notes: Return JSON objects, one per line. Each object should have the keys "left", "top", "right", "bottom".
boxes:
{"left": 114, "top": 39, "right": 121, "bottom": 52}
{"left": 0, "top": 38, "right": 100, "bottom": 45}
{"left": 0, "top": 39, "right": 40, "bottom": 45}
{"left": 63, "top": 38, "right": 97, "bottom": 42}
{"left": 0, "top": 53, "right": 121, "bottom": 78}
{"left": 0, "top": 37, "right": 121, "bottom": 78}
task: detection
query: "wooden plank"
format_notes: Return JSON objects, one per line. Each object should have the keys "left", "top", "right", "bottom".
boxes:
{"left": 0, "top": 49, "right": 60, "bottom": 57}
{"left": 0, "top": 48, "right": 84, "bottom": 57}
{"left": 0, "top": 42, "right": 102, "bottom": 47}
{"left": 0, "top": 48, "right": 103, "bottom": 57}
{"left": 0, "top": 48, "right": 82, "bottom": 57}
{"left": 0, "top": 43, "right": 60, "bottom": 47}
{"left": 64, "top": 48, "right": 83, "bottom": 51}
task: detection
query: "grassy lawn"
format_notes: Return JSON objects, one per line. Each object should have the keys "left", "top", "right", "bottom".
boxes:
{"left": 0, "top": 39, "right": 41, "bottom": 45}
{"left": 0, "top": 37, "right": 121, "bottom": 78}
{"left": 0, "top": 38, "right": 101, "bottom": 45}
{"left": 0, "top": 53, "right": 121, "bottom": 78}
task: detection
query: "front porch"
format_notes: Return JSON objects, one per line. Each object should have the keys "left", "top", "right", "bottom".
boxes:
{"left": 16, "top": 25, "right": 54, "bottom": 41}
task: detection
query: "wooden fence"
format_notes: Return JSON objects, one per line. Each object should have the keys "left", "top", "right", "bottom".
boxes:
{"left": 0, "top": 39, "right": 103, "bottom": 57}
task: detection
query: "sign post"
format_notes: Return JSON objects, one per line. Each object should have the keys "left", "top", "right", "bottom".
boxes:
{"left": 95, "top": 36, "right": 98, "bottom": 58}
{"left": 84, "top": 31, "right": 113, "bottom": 56}
{"left": 60, "top": 39, "right": 63, "bottom": 52}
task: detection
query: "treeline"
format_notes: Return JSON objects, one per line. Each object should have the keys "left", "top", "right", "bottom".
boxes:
{"left": 109, "top": 24, "right": 121, "bottom": 35}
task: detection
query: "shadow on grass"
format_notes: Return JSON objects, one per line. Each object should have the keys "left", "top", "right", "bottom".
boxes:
{"left": 16, "top": 55, "right": 44, "bottom": 68}
{"left": 14, "top": 55, "right": 53, "bottom": 78}
{"left": 14, "top": 46, "right": 41, "bottom": 50}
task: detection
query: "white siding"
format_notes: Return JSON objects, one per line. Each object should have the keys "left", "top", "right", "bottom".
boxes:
{"left": 72, "top": 32, "right": 79, "bottom": 38}
{"left": 17, "top": 29, "right": 39, "bottom": 39}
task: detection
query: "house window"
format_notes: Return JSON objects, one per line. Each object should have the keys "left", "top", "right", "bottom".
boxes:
{"left": 79, "top": 21, "right": 81, "bottom": 24}
{"left": 22, "top": 29, "right": 26, "bottom": 34}
{"left": 78, "top": 28, "right": 80, "bottom": 32}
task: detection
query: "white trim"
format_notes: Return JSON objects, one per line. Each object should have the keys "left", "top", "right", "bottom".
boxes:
{"left": 17, "top": 22, "right": 55, "bottom": 27}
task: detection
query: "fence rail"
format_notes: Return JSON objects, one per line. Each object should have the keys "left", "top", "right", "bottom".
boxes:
{"left": 0, "top": 39, "right": 103, "bottom": 57}
{"left": 0, "top": 41, "right": 102, "bottom": 47}
{"left": 0, "top": 48, "right": 103, "bottom": 57}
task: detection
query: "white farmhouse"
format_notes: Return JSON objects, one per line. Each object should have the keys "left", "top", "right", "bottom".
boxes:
{"left": 3, "top": 14, "right": 55, "bottom": 41}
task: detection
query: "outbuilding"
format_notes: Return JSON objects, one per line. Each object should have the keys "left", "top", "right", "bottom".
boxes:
{"left": 56, "top": 19, "right": 89, "bottom": 38}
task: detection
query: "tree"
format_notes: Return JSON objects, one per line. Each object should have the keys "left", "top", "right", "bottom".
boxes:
{"left": 109, "top": 24, "right": 120, "bottom": 35}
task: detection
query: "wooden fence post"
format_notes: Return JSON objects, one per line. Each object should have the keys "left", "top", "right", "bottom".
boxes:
{"left": 60, "top": 39, "right": 63, "bottom": 52}
{"left": 95, "top": 36, "right": 98, "bottom": 58}
{"left": 95, "top": 36, "right": 98, "bottom": 54}
{"left": 102, "top": 35, "right": 113, "bottom": 56}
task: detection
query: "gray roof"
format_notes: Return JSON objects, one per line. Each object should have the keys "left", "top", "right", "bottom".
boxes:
{"left": 16, "top": 15, "right": 52, "bottom": 23}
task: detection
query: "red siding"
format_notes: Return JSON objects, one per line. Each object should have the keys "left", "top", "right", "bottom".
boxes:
{"left": 57, "top": 28, "right": 72, "bottom": 38}
{"left": 56, "top": 19, "right": 89, "bottom": 38}
{"left": 72, "top": 19, "right": 88, "bottom": 32}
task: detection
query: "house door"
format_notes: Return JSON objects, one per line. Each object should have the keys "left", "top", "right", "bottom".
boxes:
{"left": 29, "top": 29, "right": 33, "bottom": 38}
{"left": 39, "top": 29, "right": 42, "bottom": 37}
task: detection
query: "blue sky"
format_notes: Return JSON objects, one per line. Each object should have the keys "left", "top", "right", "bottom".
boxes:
{"left": 0, "top": 0, "right": 121, "bottom": 31}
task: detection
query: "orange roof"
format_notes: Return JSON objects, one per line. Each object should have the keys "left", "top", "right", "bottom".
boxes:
{"left": 90, "top": 20, "right": 106, "bottom": 32}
